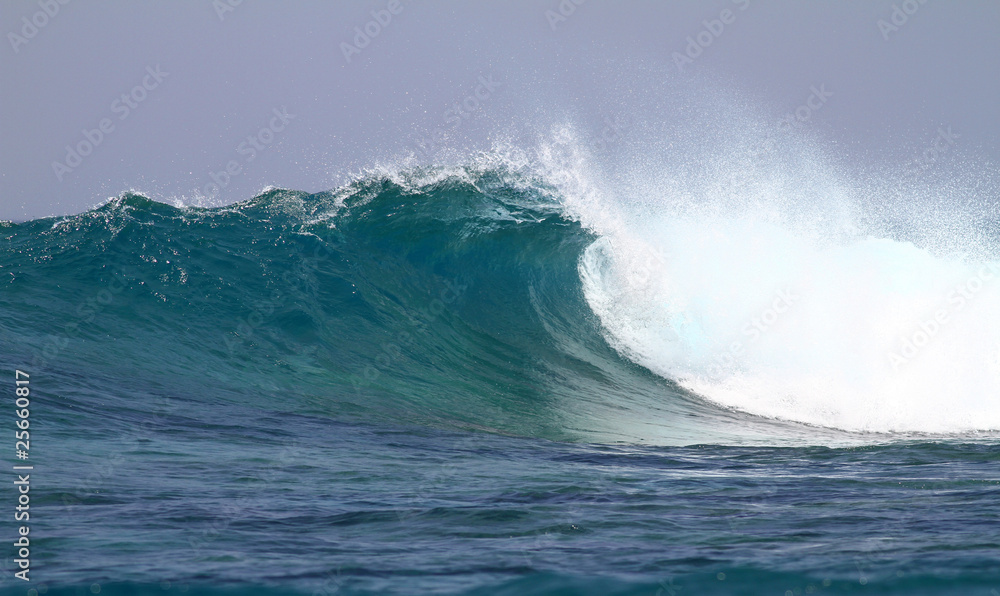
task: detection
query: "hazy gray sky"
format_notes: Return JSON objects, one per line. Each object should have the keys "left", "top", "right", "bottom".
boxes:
{"left": 2, "top": 0, "right": 998, "bottom": 221}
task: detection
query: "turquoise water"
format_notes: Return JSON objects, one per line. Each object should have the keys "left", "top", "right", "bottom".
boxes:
{"left": 1, "top": 168, "right": 998, "bottom": 594}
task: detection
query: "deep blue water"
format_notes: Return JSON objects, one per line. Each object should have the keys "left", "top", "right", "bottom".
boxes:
{"left": 1, "top": 169, "right": 998, "bottom": 594}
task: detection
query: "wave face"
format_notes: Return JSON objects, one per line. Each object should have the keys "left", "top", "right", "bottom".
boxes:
{"left": 0, "top": 169, "right": 735, "bottom": 445}
{"left": 2, "top": 160, "right": 999, "bottom": 444}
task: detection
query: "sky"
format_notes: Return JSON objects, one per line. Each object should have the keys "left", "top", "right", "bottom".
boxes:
{"left": 1, "top": 0, "right": 999, "bottom": 222}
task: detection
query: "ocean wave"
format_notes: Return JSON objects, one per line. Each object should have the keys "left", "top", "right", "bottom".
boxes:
{"left": 2, "top": 155, "right": 999, "bottom": 445}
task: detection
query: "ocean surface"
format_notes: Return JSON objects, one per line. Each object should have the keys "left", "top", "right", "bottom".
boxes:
{"left": 1, "top": 163, "right": 999, "bottom": 595}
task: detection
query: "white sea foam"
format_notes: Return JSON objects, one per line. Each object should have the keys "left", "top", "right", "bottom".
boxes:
{"left": 532, "top": 106, "right": 1000, "bottom": 434}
